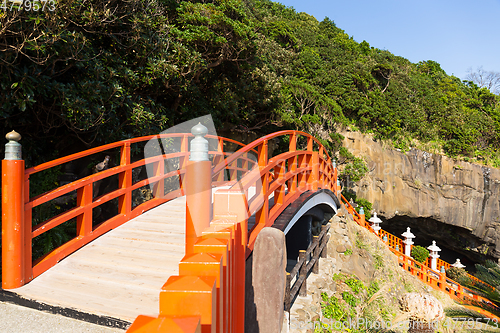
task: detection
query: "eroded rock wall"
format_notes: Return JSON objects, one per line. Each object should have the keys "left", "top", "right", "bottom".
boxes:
{"left": 341, "top": 130, "right": 500, "bottom": 258}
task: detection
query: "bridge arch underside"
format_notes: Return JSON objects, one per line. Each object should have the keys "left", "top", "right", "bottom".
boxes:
{"left": 271, "top": 189, "right": 339, "bottom": 266}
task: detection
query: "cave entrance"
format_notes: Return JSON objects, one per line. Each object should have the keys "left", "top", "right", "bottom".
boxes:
{"left": 380, "top": 215, "right": 493, "bottom": 273}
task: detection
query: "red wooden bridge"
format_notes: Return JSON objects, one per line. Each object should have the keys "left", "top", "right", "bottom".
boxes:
{"left": 1, "top": 125, "right": 498, "bottom": 332}
{"left": 2, "top": 126, "right": 338, "bottom": 332}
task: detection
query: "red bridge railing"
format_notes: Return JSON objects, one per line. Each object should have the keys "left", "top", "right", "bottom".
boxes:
{"left": 1, "top": 132, "right": 249, "bottom": 289}
{"left": 127, "top": 130, "right": 339, "bottom": 333}
{"left": 339, "top": 194, "right": 500, "bottom": 320}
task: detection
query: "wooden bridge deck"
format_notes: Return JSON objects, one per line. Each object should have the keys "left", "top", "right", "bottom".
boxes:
{"left": 11, "top": 196, "right": 187, "bottom": 323}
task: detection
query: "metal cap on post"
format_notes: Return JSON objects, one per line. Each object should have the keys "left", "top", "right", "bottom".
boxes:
{"left": 2, "top": 130, "right": 26, "bottom": 289}
{"left": 190, "top": 123, "right": 209, "bottom": 161}
{"left": 185, "top": 123, "right": 212, "bottom": 255}
{"left": 5, "top": 130, "right": 22, "bottom": 160}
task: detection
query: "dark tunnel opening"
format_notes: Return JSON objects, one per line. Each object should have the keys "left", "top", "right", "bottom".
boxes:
{"left": 379, "top": 214, "right": 495, "bottom": 273}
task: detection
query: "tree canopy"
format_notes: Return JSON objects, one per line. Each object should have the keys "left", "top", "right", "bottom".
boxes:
{"left": 1, "top": 0, "right": 500, "bottom": 167}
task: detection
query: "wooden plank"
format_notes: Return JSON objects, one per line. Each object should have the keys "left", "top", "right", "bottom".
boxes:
{"left": 67, "top": 246, "right": 182, "bottom": 271}
{"left": 53, "top": 260, "right": 177, "bottom": 287}
{"left": 11, "top": 195, "right": 189, "bottom": 322}
{"left": 90, "top": 236, "right": 184, "bottom": 254}
{"left": 102, "top": 228, "right": 185, "bottom": 245}
{"left": 118, "top": 221, "right": 184, "bottom": 233}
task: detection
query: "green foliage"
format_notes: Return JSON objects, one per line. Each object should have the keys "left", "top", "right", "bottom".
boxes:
{"left": 3, "top": 0, "right": 500, "bottom": 271}
{"left": 345, "top": 277, "right": 365, "bottom": 294}
{"left": 373, "top": 253, "right": 384, "bottom": 269}
{"left": 341, "top": 190, "right": 373, "bottom": 219}
{"left": 411, "top": 245, "right": 430, "bottom": 263}
{"left": 355, "top": 235, "right": 367, "bottom": 250}
{"left": 320, "top": 292, "right": 345, "bottom": 320}
{"left": 342, "top": 291, "right": 357, "bottom": 307}
{"left": 341, "top": 157, "right": 368, "bottom": 183}
{"left": 319, "top": 274, "right": 388, "bottom": 332}
{"left": 446, "top": 267, "right": 472, "bottom": 286}
{"left": 367, "top": 280, "right": 380, "bottom": 299}
{"left": 344, "top": 248, "right": 352, "bottom": 255}
{"left": 474, "top": 260, "right": 500, "bottom": 287}
{"left": 2, "top": 0, "right": 499, "bottom": 169}
{"left": 354, "top": 198, "right": 372, "bottom": 220}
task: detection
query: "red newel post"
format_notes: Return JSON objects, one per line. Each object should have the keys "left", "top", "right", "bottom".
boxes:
{"left": 2, "top": 130, "right": 26, "bottom": 289}
{"left": 185, "top": 123, "right": 212, "bottom": 255}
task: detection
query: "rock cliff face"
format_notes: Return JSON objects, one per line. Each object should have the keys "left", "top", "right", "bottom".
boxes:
{"left": 340, "top": 130, "right": 500, "bottom": 260}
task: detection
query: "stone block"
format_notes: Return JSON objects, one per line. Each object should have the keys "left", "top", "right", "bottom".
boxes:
{"left": 247, "top": 227, "right": 287, "bottom": 332}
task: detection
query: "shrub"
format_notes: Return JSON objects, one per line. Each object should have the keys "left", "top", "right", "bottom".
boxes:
{"left": 355, "top": 198, "right": 372, "bottom": 220}
{"left": 345, "top": 277, "right": 365, "bottom": 294}
{"left": 411, "top": 245, "right": 429, "bottom": 263}
{"left": 446, "top": 267, "right": 472, "bottom": 286}
{"left": 342, "top": 291, "right": 357, "bottom": 307}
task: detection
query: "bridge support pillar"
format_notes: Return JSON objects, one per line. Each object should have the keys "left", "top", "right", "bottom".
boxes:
{"left": 2, "top": 131, "right": 26, "bottom": 289}
{"left": 186, "top": 123, "right": 212, "bottom": 255}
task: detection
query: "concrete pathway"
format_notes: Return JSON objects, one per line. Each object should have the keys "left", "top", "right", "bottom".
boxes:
{"left": 0, "top": 302, "right": 125, "bottom": 333}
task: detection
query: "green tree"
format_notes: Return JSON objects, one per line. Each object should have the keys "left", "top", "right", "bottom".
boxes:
{"left": 411, "top": 245, "right": 429, "bottom": 263}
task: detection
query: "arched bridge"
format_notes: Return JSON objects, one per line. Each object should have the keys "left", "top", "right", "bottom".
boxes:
{"left": 1, "top": 127, "right": 339, "bottom": 332}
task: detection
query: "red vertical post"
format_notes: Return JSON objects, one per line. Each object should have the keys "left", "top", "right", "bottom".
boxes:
{"left": 332, "top": 160, "right": 337, "bottom": 193}
{"left": 212, "top": 189, "right": 248, "bottom": 333}
{"left": 153, "top": 157, "right": 165, "bottom": 198}
{"left": 212, "top": 138, "right": 225, "bottom": 183}
{"left": 273, "top": 161, "right": 285, "bottom": 207}
{"left": 310, "top": 151, "right": 319, "bottom": 191}
{"left": 255, "top": 140, "right": 268, "bottom": 226}
{"left": 23, "top": 174, "right": 32, "bottom": 283}
{"left": 118, "top": 142, "right": 132, "bottom": 216}
{"left": 179, "top": 135, "right": 189, "bottom": 194}
{"left": 2, "top": 131, "right": 26, "bottom": 289}
{"left": 288, "top": 133, "right": 297, "bottom": 195}
{"left": 186, "top": 123, "right": 212, "bottom": 255}
{"left": 76, "top": 184, "right": 93, "bottom": 236}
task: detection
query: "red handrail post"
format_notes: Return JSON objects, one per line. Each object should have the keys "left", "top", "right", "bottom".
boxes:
{"left": 255, "top": 140, "right": 268, "bottom": 225}
{"left": 310, "top": 151, "right": 319, "bottom": 191}
{"left": 186, "top": 124, "right": 212, "bottom": 255}
{"left": 118, "top": 142, "right": 132, "bottom": 216}
{"left": 179, "top": 134, "right": 189, "bottom": 195}
{"left": 2, "top": 131, "right": 26, "bottom": 289}
{"left": 76, "top": 184, "right": 93, "bottom": 236}
{"left": 358, "top": 207, "right": 366, "bottom": 226}
{"left": 333, "top": 163, "right": 337, "bottom": 193}
{"left": 439, "top": 271, "right": 447, "bottom": 292}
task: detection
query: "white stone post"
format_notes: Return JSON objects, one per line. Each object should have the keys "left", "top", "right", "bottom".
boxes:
{"left": 401, "top": 227, "right": 415, "bottom": 257}
{"left": 452, "top": 259, "right": 466, "bottom": 269}
{"left": 427, "top": 241, "right": 441, "bottom": 271}
{"left": 368, "top": 212, "right": 382, "bottom": 235}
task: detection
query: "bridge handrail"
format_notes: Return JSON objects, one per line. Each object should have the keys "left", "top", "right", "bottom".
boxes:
{"left": 338, "top": 194, "right": 498, "bottom": 318}
{"left": 2, "top": 132, "right": 249, "bottom": 288}
{"left": 389, "top": 246, "right": 500, "bottom": 315}
{"left": 213, "top": 130, "right": 336, "bottom": 252}
{"left": 25, "top": 133, "right": 246, "bottom": 176}
{"left": 212, "top": 130, "right": 332, "bottom": 179}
